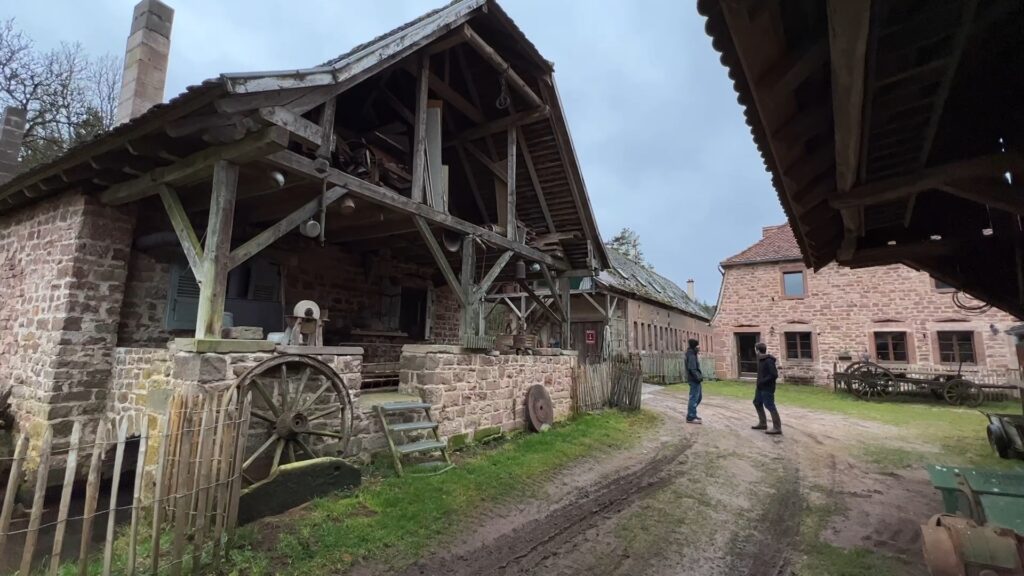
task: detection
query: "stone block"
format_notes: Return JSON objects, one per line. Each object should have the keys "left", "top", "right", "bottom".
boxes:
{"left": 473, "top": 426, "right": 502, "bottom": 444}
{"left": 448, "top": 432, "right": 470, "bottom": 451}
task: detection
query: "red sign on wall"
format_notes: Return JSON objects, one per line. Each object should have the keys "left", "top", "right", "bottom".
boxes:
{"left": 585, "top": 330, "right": 596, "bottom": 344}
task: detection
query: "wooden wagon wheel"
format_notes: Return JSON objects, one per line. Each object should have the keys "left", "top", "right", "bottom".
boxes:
{"left": 841, "top": 361, "right": 866, "bottom": 393}
{"left": 234, "top": 354, "right": 353, "bottom": 487}
{"left": 943, "top": 379, "right": 983, "bottom": 408}
{"left": 852, "top": 362, "right": 896, "bottom": 400}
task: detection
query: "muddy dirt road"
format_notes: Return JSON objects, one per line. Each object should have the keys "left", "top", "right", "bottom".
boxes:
{"left": 390, "top": 385, "right": 940, "bottom": 576}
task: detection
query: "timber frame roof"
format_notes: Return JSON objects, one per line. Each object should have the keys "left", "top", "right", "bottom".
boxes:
{"left": 699, "top": 0, "right": 1024, "bottom": 316}
{"left": 594, "top": 249, "right": 711, "bottom": 321}
{"left": 0, "top": 0, "right": 607, "bottom": 273}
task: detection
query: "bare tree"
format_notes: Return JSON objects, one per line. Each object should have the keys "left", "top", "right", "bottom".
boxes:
{"left": 0, "top": 18, "right": 122, "bottom": 169}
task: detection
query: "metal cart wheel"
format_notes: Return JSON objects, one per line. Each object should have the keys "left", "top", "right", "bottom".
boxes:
{"left": 852, "top": 362, "right": 896, "bottom": 400}
{"left": 943, "top": 379, "right": 983, "bottom": 408}
{"left": 234, "top": 354, "right": 354, "bottom": 487}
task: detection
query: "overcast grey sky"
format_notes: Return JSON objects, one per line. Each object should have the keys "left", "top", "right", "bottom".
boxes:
{"left": 8, "top": 0, "right": 785, "bottom": 304}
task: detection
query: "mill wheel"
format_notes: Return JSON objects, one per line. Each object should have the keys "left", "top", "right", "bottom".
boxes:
{"left": 943, "top": 379, "right": 983, "bottom": 408}
{"left": 852, "top": 363, "right": 896, "bottom": 400}
{"left": 234, "top": 354, "right": 353, "bottom": 487}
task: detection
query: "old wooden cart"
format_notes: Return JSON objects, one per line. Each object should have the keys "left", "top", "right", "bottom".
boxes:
{"left": 834, "top": 361, "right": 987, "bottom": 406}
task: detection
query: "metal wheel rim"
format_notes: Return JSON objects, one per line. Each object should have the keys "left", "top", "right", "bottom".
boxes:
{"left": 234, "top": 354, "right": 353, "bottom": 487}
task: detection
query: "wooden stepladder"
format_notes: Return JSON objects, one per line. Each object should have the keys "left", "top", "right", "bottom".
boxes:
{"left": 375, "top": 401, "right": 453, "bottom": 477}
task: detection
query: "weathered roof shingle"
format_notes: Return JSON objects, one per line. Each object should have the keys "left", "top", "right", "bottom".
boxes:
{"left": 721, "top": 223, "right": 802, "bottom": 266}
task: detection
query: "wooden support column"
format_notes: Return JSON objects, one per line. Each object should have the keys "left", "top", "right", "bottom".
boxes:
{"left": 459, "top": 236, "right": 481, "bottom": 343}
{"left": 195, "top": 160, "right": 239, "bottom": 339}
{"left": 561, "top": 275, "right": 572, "bottom": 349}
{"left": 158, "top": 185, "right": 204, "bottom": 279}
{"left": 410, "top": 53, "right": 430, "bottom": 203}
{"left": 506, "top": 127, "right": 517, "bottom": 239}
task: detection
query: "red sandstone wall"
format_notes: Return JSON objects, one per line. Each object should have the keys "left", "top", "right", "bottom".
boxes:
{"left": 624, "top": 299, "right": 713, "bottom": 354}
{"left": 712, "top": 261, "right": 1021, "bottom": 383}
{"left": 0, "top": 192, "right": 135, "bottom": 446}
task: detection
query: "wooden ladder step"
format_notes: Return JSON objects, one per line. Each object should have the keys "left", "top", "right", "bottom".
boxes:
{"left": 395, "top": 439, "right": 447, "bottom": 455}
{"left": 379, "top": 401, "right": 433, "bottom": 412}
{"left": 388, "top": 421, "right": 439, "bottom": 433}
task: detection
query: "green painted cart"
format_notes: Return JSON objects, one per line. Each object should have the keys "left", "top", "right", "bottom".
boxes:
{"left": 927, "top": 465, "right": 1024, "bottom": 533}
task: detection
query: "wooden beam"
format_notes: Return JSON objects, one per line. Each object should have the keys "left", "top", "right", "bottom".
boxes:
{"left": 264, "top": 150, "right": 568, "bottom": 269}
{"left": 826, "top": 0, "right": 871, "bottom": 192}
{"left": 195, "top": 161, "right": 238, "bottom": 339}
{"left": 460, "top": 235, "right": 482, "bottom": 341}
{"left": 414, "top": 217, "right": 465, "bottom": 307}
{"left": 938, "top": 179, "right": 1024, "bottom": 217}
{"left": 517, "top": 279, "right": 562, "bottom": 324}
{"left": 229, "top": 186, "right": 348, "bottom": 270}
{"left": 448, "top": 107, "right": 549, "bottom": 147}
{"left": 842, "top": 240, "right": 957, "bottom": 267}
{"left": 539, "top": 264, "right": 567, "bottom": 321}
{"left": 425, "top": 26, "right": 471, "bottom": 56}
{"left": 465, "top": 142, "right": 506, "bottom": 182}
{"left": 475, "top": 251, "right": 513, "bottom": 298}
{"left": 257, "top": 106, "right": 322, "bottom": 148}
{"left": 158, "top": 185, "right": 204, "bottom": 280}
{"left": 581, "top": 291, "right": 606, "bottom": 318}
{"left": 455, "top": 143, "right": 490, "bottom": 223}
{"left": 462, "top": 24, "right": 544, "bottom": 109}
{"left": 916, "top": 0, "right": 978, "bottom": 168}
{"left": 99, "top": 127, "right": 288, "bottom": 206}
{"left": 517, "top": 127, "right": 556, "bottom": 233}
{"left": 502, "top": 296, "right": 523, "bottom": 319}
{"left": 831, "top": 153, "right": 1024, "bottom": 208}
{"left": 410, "top": 53, "right": 430, "bottom": 204}
{"left": 402, "top": 61, "right": 485, "bottom": 124}
{"left": 506, "top": 127, "right": 517, "bottom": 239}
{"left": 757, "top": 39, "right": 828, "bottom": 98}
{"left": 316, "top": 98, "right": 337, "bottom": 160}
{"left": 380, "top": 86, "right": 415, "bottom": 125}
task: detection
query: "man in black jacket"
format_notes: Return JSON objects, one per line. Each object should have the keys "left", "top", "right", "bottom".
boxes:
{"left": 753, "top": 342, "right": 782, "bottom": 435}
{"left": 685, "top": 339, "right": 703, "bottom": 424}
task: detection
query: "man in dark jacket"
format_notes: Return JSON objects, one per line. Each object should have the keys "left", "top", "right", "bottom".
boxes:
{"left": 753, "top": 342, "right": 782, "bottom": 435}
{"left": 685, "top": 339, "right": 703, "bottom": 424}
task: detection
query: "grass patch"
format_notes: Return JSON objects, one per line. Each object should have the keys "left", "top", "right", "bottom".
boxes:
{"left": 222, "top": 409, "right": 659, "bottom": 575}
{"left": 669, "top": 381, "right": 1023, "bottom": 470}
{"left": 796, "top": 499, "right": 903, "bottom": 576}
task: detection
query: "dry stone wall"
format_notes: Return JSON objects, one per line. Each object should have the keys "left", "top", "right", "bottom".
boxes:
{"left": 398, "top": 345, "right": 575, "bottom": 440}
{"left": 713, "top": 261, "right": 1021, "bottom": 383}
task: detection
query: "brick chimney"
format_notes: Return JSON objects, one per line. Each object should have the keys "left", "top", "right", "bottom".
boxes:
{"left": 115, "top": 0, "right": 174, "bottom": 125}
{"left": 0, "top": 106, "right": 26, "bottom": 184}
{"left": 686, "top": 278, "right": 695, "bottom": 300}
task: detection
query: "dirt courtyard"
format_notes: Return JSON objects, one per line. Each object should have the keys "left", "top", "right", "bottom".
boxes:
{"left": 384, "top": 384, "right": 941, "bottom": 576}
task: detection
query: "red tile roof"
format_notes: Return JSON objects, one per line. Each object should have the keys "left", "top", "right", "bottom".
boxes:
{"left": 721, "top": 223, "right": 802, "bottom": 266}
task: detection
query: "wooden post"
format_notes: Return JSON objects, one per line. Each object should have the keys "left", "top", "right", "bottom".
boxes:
{"left": 506, "top": 127, "right": 517, "bottom": 239}
{"left": 102, "top": 419, "right": 130, "bottom": 576}
{"left": 50, "top": 422, "right": 83, "bottom": 576}
{"left": 20, "top": 427, "right": 53, "bottom": 576}
{"left": 195, "top": 160, "right": 239, "bottom": 339}
{"left": 0, "top": 434, "right": 29, "bottom": 559}
{"left": 79, "top": 420, "right": 108, "bottom": 576}
{"left": 125, "top": 415, "right": 150, "bottom": 576}
{"left": 459, "top": 236, "right": 480, "bottom": 343}
{"left": 561, "top": 276, "right": 572, "bottom": 349}
{"left": 411, "top": 52, "right": 430, "bottom": 203}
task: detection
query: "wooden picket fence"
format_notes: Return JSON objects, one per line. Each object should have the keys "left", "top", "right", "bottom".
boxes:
{"left": 572, "top": 355, "right": 643, "bottom": 413}
{"left": 0, "top": 388, "right": 252, "bottom": 576}
{"left": 637, "top": 352, "right": 716, "bottom": 384}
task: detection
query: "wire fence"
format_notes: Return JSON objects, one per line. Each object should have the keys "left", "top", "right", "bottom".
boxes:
{"left": 0, "top": 387, "right": 252, "bottom": 576}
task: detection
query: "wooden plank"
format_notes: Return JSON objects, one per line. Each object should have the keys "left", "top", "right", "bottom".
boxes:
{"left": 169, "top": 407, "right": 196, "bottom": 576}
{"left": 414, "top": 216, "right": 465, "bottom": 306}
{"left": 159, "top": 185, "right": 204, "bottom": 280}
{"left": 229, "top": 186, "right": 348, "bottom": 269}
{"left": 258, "top": 106, "right": 323, "bottom": 148}
{"left": 411, "top": 52, "right": 430, "bottom": 204}
{"left": 425, "top": 26, "right": 471, "bottom": 56}
{"left": 402, "top": 60, "right": 486, "bottom": 125}
{"left": 192, "top": 399, "right": 217, "bottom": 573}
{"left": 540, "top": 264, "right": 567, "bottom": 321}
{"left": 757, "top": 39, "right": 828, "bottom": 98}
{"left": 0, "top": 434, "right": 29, "bottom": 559}
{"left": 448, "top": 107, "right": 550, "bottom": 148}
{"left": 78, "top": 420, "right": 108, "bottom": 576}
{"left": 316, "top": 98, "right": 337, "bottom": 160}
{"left": 125, "top": 415, "right": 150, "bottom": 576}
{"left": 195, "top": 161, "right": 239, "bottom": 339}
{"left": 226, "top": 395, "right": 252, "bottom": 544}
{"left": 517, "top": 127, "right": 556, "bottom": 233}
{"left": 561, "top": 274, "right": 572, "bottom": 348}
{"left": 210, "top": 401, "right": 235, "bottom": 571}
{"left": 938, "top": 179, "right": 1024, "bottom": 216}
{"left": 462, "top": 24, "right": 543, "bottom": 108}
{"left": 455, "top": 143, "right": 490, "bottom": 223}
{"left": 21, "top": 427, "right": 53, "bottom": 576}
{"left": 465, "top": 142, "right": 507, "bottom": 182}
{"left": 380, "top": 86, "right": 415, "bottom": 125}
{"left": 263, "top": 150, "right": 568, "bottom": 269}
{"left": 150, "top": 397, "right": 177, "bottom": 576}
{"left": 476, "top": 251, "right": 514, "bottom": 297}
{"left": 506, "top": 127, "right": 517, "bottom": 239}
{"left": 98, "top": 126, "right": 287, "bottom": 206}
{"left": 460, "top": 235, "right": 482, "bottom": 341}
{"left": 517, "top": 278, "right": 562, "bottom": 324}
{"left": 49, "top": 421, "right": 82, "bottom": 576}
{"left": 582, "top": 291, "right": 607, "bottom": 318}
{"left": 102, "top": 419, "right": 130, "bottom": 576}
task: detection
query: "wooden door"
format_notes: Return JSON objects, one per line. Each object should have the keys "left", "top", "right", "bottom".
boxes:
{"left": 736, "top": 332, "right": 761, "bottom": 378}
{"left": 572, "top": 322, "right": 605, "bottom": 364}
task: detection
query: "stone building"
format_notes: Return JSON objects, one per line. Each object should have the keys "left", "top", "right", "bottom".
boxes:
{"left": 713, "top": 224, "right": 1021, "bottom": 383}
{"left": 0, "top": 0, "right": 607, "bottom": 472}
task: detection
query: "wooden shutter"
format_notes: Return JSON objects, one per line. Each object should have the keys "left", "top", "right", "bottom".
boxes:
{"left": 165, "top": 264, "right": 200, "bottom": 330}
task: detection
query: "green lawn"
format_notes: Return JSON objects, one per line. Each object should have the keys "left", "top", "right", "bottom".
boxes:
{"left": 669, "top": 380, "right": 1022, "bottom": 470}
{"left": 221, "top": 409, "right": 660, "bottom": 575}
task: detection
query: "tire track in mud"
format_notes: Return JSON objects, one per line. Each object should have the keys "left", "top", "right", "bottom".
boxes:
{"left": 397, "top": 439, "right": 696, "bottom": 576}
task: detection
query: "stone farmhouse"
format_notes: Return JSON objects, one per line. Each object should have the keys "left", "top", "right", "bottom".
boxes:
{"left": 713, "top": 223, "right": 1021, "bottom": 384}
{"left": 0, "top": 0, "right": 610, "bottom": 470}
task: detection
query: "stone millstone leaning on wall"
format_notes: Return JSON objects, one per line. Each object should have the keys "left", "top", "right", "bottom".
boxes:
{"left": 398, "top": 345, "right": 576, "bottom": 441}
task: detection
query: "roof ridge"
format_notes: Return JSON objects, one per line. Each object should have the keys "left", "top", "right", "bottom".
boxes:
{"left": 721, "top": 222, "right": 802, "bottom": 266}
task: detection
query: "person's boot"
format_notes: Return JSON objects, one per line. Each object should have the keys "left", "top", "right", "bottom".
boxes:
{"left": 752, "top": 405, "right": 767, "bottom": 430}
{"left": 766, "top": 409, "right": 782, "bottom": 435}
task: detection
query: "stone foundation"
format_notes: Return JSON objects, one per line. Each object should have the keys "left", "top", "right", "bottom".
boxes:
{"left": 398, "top": 345, "right": 576, "bottom": 440}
